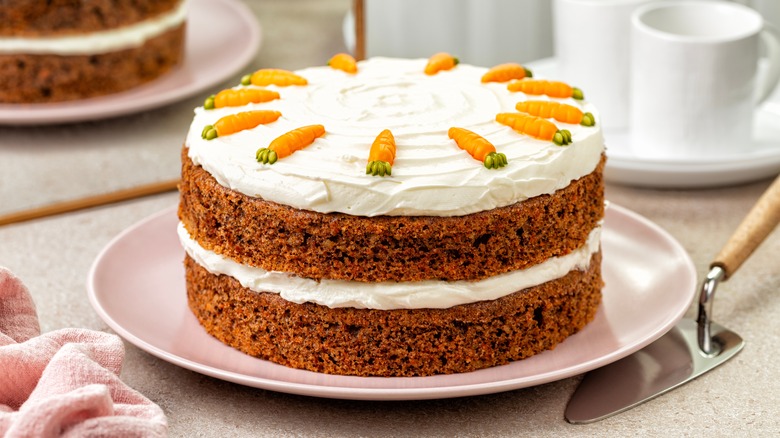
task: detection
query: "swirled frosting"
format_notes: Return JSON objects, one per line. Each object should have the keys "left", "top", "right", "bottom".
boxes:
{"left": 184, "top": 57, "right": 604, "bottom": 217}
{"left": 0, "top": 0, "right": 189, "bottom": 55}
{"left": 178, "top": 221, "right": 602, "bottom": 310}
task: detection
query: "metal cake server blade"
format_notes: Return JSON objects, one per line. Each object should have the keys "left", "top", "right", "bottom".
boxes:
{"left": 566, "top": 174, "right": 780, "bottom": 424}
{"left": 565, "top": 318, "right": 743, "bottom": 424}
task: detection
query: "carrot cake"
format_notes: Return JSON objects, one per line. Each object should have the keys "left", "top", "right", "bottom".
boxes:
{"left": 0, "top": 0, "right": 187, "bottom": 103}
{"left": 178, "top": 55, "right": 606, "bottom": 377}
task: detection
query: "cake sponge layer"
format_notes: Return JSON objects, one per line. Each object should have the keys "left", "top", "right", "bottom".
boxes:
{"left": 178, "top": 150, "right": 605, "bottom": 283}
{"left": 184, "top": 251, "right": 603, "bottom": 377}
{"left": 0, "top": 0, "right": 182, "bottom": 37}
{"left": 0, "top": 25, "right": 184, "bottom": 103}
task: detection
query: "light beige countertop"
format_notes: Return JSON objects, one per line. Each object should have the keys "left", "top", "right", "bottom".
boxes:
{"left": 1, "top": 1, "right": 779, "bottom": 436}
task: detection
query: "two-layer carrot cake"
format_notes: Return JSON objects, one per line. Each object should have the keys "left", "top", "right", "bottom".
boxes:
{"left": 178, "top": 55, "right": 606, "bottom": 377}
{"left": 0, "top": 0, "right": 187, "bottom": 103}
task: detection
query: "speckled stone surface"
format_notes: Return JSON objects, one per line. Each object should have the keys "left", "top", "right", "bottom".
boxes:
{"left": 1, "top": 1, "right": 779, "bottom": 436}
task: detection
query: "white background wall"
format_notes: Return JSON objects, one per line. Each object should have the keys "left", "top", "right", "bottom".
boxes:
{"left": 359, "top": 0, "right": 554, "bottom": 66}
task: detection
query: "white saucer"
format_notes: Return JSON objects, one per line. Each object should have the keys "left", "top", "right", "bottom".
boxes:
{"left": 0, "top": 0, "right": 261, "bottom": 125}
{"left": 527, "top": 58, "right": 780, "bottom": 188}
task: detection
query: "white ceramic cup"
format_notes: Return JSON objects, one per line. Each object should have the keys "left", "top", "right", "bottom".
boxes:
{"left": 553, "top": 0, "right": 663, "bottom": 130}
{"left": 629, "top": 1, "right": 780, "bottom": 159}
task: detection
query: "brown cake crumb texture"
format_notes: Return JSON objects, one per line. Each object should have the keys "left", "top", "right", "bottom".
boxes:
{"left": 0, "top": 0, "right": 182, "bottom": 37}
{"left": 178, "top": 149, "right": 606, "bottom": 283}
{"left": 185, "top": 251, "right": 603, "bottom": 377}
{"left": 0, "top": 25, "right": 185, "bottom": 104}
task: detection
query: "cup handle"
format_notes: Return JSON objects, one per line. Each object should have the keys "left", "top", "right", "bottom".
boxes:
{"left": 756, "top": 23, "right": 780, "bottom": 103}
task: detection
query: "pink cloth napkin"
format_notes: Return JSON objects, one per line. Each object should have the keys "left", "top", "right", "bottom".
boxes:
{"left": 0, "top": 267, "right": 167, "bottom": 437}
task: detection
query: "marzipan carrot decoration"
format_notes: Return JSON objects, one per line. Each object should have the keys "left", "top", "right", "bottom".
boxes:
{"left": 201, "top": 110, "right": 282, "bottom": 140}
{"left": 204, "top": 88, "right": 280, "bottom": 109}
{"left": 366, "top": 129, "right": 396, "bottom": 177}
{"left": 425, "top": 52, "right": 459, "bottom": 75}
{"left": 507, "top": 79, "right": 584, "bottom": 100}
{"left": 448, "top": 127, "right": 507, "bottom": 169}
{"left": 515, "top": 101, "right": 595, "bottom": 126}
{"left": 481, "top": 63, "right": 533, "bottom": 83}
{"left": 246, "top": 68, "right": 308, "bottom": 87}
{"left": 328, "top": 53, "right": 358, "bottom": 74}
{"left": 495, "top": 112, "right": 573, "bottom": 146}
{"left": 256, "top": 124, "right": 326, "bottom": 164}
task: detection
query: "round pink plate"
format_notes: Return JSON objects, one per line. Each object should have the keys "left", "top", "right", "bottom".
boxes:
{"left": 87, "top": 204, "right": 696, "bottom": 400}
{"left": 0, "top": 0, "right": 260, "bottom": 125}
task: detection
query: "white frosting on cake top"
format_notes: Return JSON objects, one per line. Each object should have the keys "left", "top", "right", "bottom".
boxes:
{"left": 178, "top": 221, "right": 602, "bottom": 310}
{"left": 184, "top": 57, "right": 605, "bottom": 217}
{"left": 0, "top": 0, "right": 189, "bottom": 55}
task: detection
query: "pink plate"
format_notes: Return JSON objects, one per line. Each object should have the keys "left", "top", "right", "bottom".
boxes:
{"left": 87, "top": 204, "right": 696, "bottom": 400}
{"left": 0, "top": 0, "right": 260, "bottom": 125}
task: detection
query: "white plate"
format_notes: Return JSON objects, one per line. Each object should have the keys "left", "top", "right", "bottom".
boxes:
{"left": 0, "top": 0, "right": 260, "bottom": 125}
{"left": 527, "top": 58, "right": 780, "bottom": 188}
{"left": 87, "top": 204, "right": 696, "bottom": 401}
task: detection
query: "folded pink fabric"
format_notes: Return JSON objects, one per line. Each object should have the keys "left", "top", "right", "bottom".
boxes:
{"left": 0, "top": 267, "right": 167, "bottom": 437}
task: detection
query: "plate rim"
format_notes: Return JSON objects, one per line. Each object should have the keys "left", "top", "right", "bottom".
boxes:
{"left": 0, "top": 0, "right": 260, "bottom": 125}
{"left": 87, "top": 203, "right": 697, "bottom": 401}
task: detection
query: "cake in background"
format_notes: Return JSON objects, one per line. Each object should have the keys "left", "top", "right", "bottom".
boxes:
{"left": 0, "top": 0, "right": 188, "bottom": 103}
{"left": 178, "top": 53, "right": 606, "bottom": 377}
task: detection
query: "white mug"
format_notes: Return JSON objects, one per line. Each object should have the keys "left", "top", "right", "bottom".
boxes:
{"left": 629, "top": 1, "right": 780, "bottom": 159}
{"left": 553, "top": 0, "right": 663, "bottom": 130}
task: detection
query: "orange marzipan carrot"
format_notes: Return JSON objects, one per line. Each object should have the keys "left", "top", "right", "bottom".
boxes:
{"left": 515, "top": 101, "right": 595, "bottom": 126}
{"left": 201, "top": 110, "right": 282, "bottom": 140}
{"left": 368, "top": 129, "right": 396, "bottom": 164}
{"left": 256, "top": 124, "right": 326, "bottom": 164}
{"left": 250, "top": 68, "right": 308, "bottom": 86}
{"left": 328, "top": 53, "right": 358, "bottom": 74}
{"left": 366, "top": 129, "right": 396, "bottom": 176}
{"left": 424, "top": 52, "right": 459, "bottom": 75}
{"left": 507, "top": 79, "right": 584, "bottom": 100}
{"left": 481, "top": 63, "right": 532, "bottom": 83}
{"left": 205, "top": 88, "right": 280, "bottom": 109}
{"left": 495, "top": 112, "right": 572, "bottom": 146}
{"left": 447, "top": 127, "right": 507, "bottom": 169}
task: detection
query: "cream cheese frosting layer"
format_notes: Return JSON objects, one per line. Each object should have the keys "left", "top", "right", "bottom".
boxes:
{"left": 185, "top": 57, "right": 605, "bottom": 217}
{"left": 0, "top": 0, "right": 188, "bottom": 55}
{"left": 178, "top": 221, "right": 602, "bottom": 310}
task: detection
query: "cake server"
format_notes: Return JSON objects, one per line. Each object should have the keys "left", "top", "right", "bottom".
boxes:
{"left": 565, "top": 174, "right": 780, "bottom": 424}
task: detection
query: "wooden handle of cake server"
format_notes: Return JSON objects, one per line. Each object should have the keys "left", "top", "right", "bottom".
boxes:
{"left": 711, "top": 174, "right": 780, "bottom": 279}
{"left": 0, "top": 179, "right": 179, "bottom": 226}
